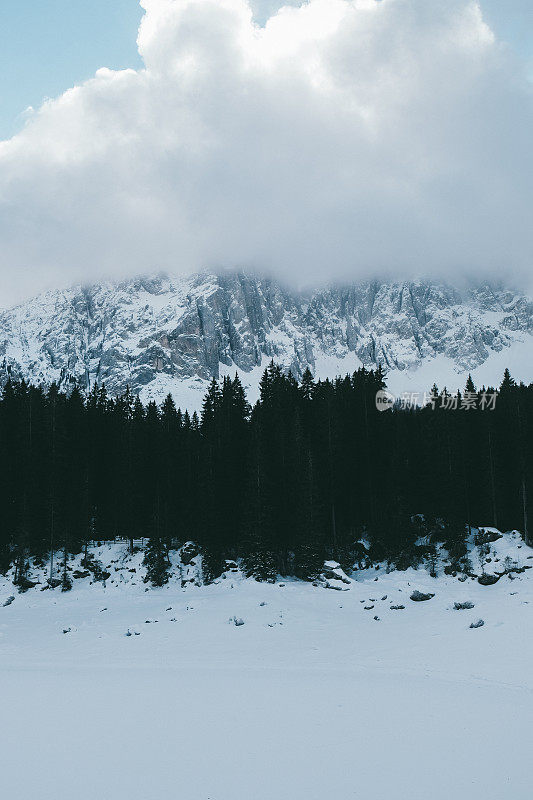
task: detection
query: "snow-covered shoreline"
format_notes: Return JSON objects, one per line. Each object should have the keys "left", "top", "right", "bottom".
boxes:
{"left": 1, "top": 530, "right": 532, "bottom": 799}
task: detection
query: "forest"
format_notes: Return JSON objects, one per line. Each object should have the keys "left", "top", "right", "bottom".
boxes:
{"left": 0, "top": 363, "right": 531, "bottom": 586}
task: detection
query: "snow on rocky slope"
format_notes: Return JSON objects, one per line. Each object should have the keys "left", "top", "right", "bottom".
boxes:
{"left": 1, "top": 271, "right": 531, "bottom": 408}
{"left": 1, "top": 530, "right": 532, "bottom": 799}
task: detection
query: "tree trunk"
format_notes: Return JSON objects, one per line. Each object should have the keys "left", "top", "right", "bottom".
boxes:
{"left": 488, "top": 429, "right": 498, "bottom": 529}
{"left": 522, "top": 479, "right": 531, "bottom": 547}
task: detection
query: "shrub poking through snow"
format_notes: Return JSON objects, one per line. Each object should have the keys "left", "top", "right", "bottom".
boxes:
{"left": 81, "top": 554, "right": 111, "bottom": 583}
{"left": 16, "top": 576, "right": 38, "bottom": 592}
{"left": 470, "top": 619, "right": 485, "bottom": 629}
{"left": 454, "top": 601, "right": 475, "bottom": 610}
{"left": 243, "top": 549, "right": 277, "bottom": 583}
{"left": 475, "top": 530, "right": 502, "bottom": 546}
{"left": 61, "top": 573, "right": 72, "bottom": 592}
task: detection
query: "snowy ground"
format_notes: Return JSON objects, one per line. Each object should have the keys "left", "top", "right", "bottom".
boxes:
{"left": 1, "top": 532, "right": 532, "bottom": 800}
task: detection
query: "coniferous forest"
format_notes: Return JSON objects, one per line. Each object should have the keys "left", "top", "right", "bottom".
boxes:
{"left": 0, "top": 363, "right": 531, "bottom": 586}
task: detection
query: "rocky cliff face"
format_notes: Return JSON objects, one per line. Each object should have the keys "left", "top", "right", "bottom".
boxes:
{"left": 1, "top": 271, "right": 531, "bottom": 406}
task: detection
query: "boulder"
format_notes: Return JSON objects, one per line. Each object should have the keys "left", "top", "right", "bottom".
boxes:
{"left": 478, "top": 573, "right": 500, "bottom": 586}
{"left": 454, "top": 601, "right": 475, "bottom": 610}
{"left": 410, "top": 590, "right": 435, "bottom": 602}
{"left": 2, "top": 595, "right": 15, "bottom": 607}
{"left": 470, "top": 619, "right": 485, "bottom": 629}
{"left": 319, "top": 560, "right": 351, "bottom": 591}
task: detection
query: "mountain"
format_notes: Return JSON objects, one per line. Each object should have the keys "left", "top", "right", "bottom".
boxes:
{"left": 1, "top": 271, "right": 532, "bottom": 407}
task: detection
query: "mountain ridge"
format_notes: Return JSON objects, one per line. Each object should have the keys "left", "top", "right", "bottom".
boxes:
{"left": 1, "top": 270, "right": 531, "bottom": 407}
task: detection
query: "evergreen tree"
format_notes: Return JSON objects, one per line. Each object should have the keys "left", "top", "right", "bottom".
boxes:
{"left": 143, "top": 536, "right": 170, "bottom": 586}
{"left": 0, "top": 362, "right": 532, "bottom": 584}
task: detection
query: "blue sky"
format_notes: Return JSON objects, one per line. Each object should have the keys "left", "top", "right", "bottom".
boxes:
{"left": 0, "top": 0, "right": 143, "bottom": 139}
{"left": 1, "top": 0, "right": 531, "bottom": 140}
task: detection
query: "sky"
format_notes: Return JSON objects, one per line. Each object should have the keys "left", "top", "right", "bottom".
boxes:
{"left": 0, "top": 0, "right": 532, "bottom": 306}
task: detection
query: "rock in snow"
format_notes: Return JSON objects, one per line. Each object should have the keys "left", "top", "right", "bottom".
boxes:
{"left": 319, "top": 561, "right": 352, "bottom": 591}
{"left": 478, "top": 574, "right": 500, "bottom": 586}
{"left": 410, "top": 591, "right": 435, "bottom": 602}
{"left": 179, "top": 541, "right": 199, "bottom": 566}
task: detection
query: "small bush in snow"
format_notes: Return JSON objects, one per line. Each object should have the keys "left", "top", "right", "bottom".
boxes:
{"left": 503, "top": 555, "right": 519, "bottom": 573}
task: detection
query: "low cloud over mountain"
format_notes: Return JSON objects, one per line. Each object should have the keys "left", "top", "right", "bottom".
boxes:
{"left": 1, "top": 1, "right": 532, "bottom": 306}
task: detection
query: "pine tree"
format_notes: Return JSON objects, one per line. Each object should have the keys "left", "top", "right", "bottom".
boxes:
{"left": 0, "top": 360, "right": 532, "bottom": 585}
{"left": 500, "top": 368, "right": 516, "bottom": 393}
{"left": 465, "top": 374, "right": 476, "bottom": 394}
{"left": 143, "top": 537, "right": 170, "bottom": 586}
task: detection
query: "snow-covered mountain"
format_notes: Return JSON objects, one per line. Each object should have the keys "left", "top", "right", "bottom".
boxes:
{"left": 1, "top": 271, "right": 532, "bottom": 407}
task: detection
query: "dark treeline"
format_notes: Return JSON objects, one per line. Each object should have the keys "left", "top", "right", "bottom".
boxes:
{"left": 0, "top": 364, "right": 531, "bottom": 586}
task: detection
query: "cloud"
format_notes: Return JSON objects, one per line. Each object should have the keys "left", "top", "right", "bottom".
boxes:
{"left": 0, "top": 0, "right": 532, "bottom": 307}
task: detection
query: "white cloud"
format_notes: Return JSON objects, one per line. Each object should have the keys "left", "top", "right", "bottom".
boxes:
{"left": 0, "top": 0, "right": 532, "bottom": 307}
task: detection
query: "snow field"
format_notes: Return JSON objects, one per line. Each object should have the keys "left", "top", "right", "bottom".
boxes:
{"left": 1, "top": 531, "right": 532, "bottom": 799}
